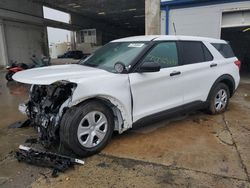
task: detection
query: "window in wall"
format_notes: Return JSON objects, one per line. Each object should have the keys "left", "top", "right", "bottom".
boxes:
{"left": 143, "top": 42, "right": 178, "bottom": 69}
{"left": 79, "top": 29, "right": 97, "bottom": 44}
{"left": 47, "top": 27, "right": 71, "bottom": 44}
{"left": 43, "top": 6, "right": 71, "bottom": 24}
{"left": 180, "top": 41, "right": 213, "bottom": 65}
{"left": 80, "top": 31, "right": 85, "bottom": 43}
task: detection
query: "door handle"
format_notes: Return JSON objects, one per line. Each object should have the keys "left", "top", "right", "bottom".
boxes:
{"left": 170, "top": 71, "right": 181, "bottom": 77}
{"left": 210, "top": 63, "right": 217, "bottom": 68}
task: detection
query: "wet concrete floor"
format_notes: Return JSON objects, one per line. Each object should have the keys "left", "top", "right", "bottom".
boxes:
{"left": 0, "top": 71, "right": 250, "bottom": 188}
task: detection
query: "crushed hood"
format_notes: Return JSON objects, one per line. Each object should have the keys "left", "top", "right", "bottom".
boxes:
{"left": 13, "top": 64, "right": 111, "bottom": 85}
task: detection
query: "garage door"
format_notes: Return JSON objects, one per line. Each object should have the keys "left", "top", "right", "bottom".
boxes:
{"left": 222, "top": 10, "right": 250, "bottom": 28}
{"left": 5, "top": 21, "right": 44, "bottom": 65}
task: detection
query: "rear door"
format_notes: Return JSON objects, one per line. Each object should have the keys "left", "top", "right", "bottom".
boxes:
{"left": 178, "top": 41, "right": 217, "bottom": 104}
{"left": 129, "top": 41, "right": 184, "bottom": 122}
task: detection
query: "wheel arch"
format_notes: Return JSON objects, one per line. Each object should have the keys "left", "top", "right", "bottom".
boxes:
{"left": 207, "top": 74, "right": 235, "bottom": 101}
{"left": 70, "top": 95, "right": 132, "bottom": 134}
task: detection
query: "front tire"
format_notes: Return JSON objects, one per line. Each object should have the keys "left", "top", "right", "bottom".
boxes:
{"left": 60, "top": 101, "right": 114, "bottom": 157}
{"left": 207, "top": 83, "right": 230, "bottom": 115}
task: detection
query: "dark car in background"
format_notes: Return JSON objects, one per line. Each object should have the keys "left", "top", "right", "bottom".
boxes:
{"left": 58, "top": 50, "right": 89, "bottom": 59}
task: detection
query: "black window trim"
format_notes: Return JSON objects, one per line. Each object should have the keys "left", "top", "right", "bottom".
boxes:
{"left": 127, "top": 41, "right": 155, "bottom": 73}
{"left": 128, "top": 40, "right": 214, "bottom": 73}
{"left": 142, "top": 41, "right": 180, "bottom": 70}
{"left": 201, "top": 42, "right": 214, "bottom": 62}
{"left": 129, "top": 40, "right": 180, "bottom": 73}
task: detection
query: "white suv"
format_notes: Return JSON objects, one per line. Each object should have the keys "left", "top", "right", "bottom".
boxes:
{"left": 14, "top": 35, "right": 240, "bottom": 156}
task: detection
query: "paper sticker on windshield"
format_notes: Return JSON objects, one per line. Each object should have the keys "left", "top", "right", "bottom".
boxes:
{"left": 128, "top": 43, "right": 144, "bottom": 48}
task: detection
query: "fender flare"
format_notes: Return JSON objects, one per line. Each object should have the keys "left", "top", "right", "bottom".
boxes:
{"left": 70, "top": 95, "right": 132, "bottom": 133}
{"left": 206, "top": 74, "right": 235, "bottom": 101}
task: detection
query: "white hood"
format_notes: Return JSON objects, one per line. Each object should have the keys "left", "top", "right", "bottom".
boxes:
{"left": 13, "top": 64, "right": 111, "bottom": 85}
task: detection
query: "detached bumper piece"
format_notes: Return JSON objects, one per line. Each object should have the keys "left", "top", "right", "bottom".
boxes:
{"left": 16, "top": 145, "right": 84, "bottom": 177}
{"left": 8, "top": 119, "right": 31, "bottom": 129}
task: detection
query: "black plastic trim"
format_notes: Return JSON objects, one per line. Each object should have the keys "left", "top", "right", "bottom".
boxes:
{"left": 170, "top": 71, "right": 181, "bottom": 76}
{"left": 133, "top": 101, "right": 207, "bottom": 127}
{"left": 128, "top": 41, "right": 156, "bottom": 73}
{"left": 206, "top": 74, "right": 236, "bottom": 100}
{"left": 210, "top": 63, "right": 217, "bottom": 68}
{"left": 129, "top": 40, "right": 180, "bottom": 73}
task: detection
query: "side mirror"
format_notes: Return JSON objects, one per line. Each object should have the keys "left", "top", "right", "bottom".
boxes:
{"left": 114, "top": 62, "right": 127, "bottom": 73}
{"left": 137, "top": 61, "right": 161, "bottom": 73}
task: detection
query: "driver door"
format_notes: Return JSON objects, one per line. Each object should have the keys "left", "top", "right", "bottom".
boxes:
{"left": 128, "top": 41, "right": 185, "bottom": 122}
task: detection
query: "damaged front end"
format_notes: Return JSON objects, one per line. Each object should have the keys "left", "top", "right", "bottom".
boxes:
{"left": 20, "top": 81, "right": 76, "bottom": 147}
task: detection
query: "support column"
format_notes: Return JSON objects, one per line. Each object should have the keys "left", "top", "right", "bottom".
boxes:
{"left": 43, "top": 27, "right": 50, "bottom": 57}
{"left": 145, "top": 0, "right": 161, "bottom": 35}
{"left": 0, "top": 20, "right": 8, "bottom": 67}
{"left": 71, "top": 31, "right": 76, "bottom": 50}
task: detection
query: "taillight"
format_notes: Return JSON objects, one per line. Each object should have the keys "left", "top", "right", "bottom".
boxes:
{"left": 234, "top": 60, "right": 241, "bottom": 70}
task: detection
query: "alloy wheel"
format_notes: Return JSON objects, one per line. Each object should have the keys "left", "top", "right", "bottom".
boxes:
{"left": 77, "top": 111, "right": 108, "bottom": 148}
{"left": 214, "top": 89, "right": 228, "bottom": 111}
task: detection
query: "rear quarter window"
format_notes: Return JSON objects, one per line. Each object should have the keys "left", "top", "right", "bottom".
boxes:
{"left": 212, "top": 43, "right": 235, "bottom": 58}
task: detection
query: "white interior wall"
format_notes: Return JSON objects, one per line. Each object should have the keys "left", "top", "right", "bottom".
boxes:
{"left": 168, "top": 1, "right": 250, "bottom": 38}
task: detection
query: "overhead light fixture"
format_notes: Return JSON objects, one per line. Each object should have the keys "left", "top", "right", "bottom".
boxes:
{"left": 125, "top": 22, "right": 130, "bottom": 25}
{"left": 134, "top": 15, "right": 145, "bottom": 18}
{"left": 73, "top": 5, "right": 81, "bottom": 8}
{"left": 98, "top": 12, "right": 106, "bottom": 15}
{"left": 128, "top": 8, "right": 137, "bottom": 11}
{"left": 122, "top": 8, "right": 137, "bottom": 12}
{"left": 243, "top": 28, "right": 250, "bottom": 32}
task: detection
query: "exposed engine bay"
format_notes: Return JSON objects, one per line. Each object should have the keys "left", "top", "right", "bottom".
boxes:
{"left": 22, "top": 82, "right": 76, "bottom": 147}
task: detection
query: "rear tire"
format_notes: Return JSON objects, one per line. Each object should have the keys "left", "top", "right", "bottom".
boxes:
{"left": 207, "top": 83, "right": 230, "bottom": 115}
{"left": 5, "top": 72, "right": 14, "bottom": 81}
{"left": 60, "top": 101, "right": 114, "bottom": 157}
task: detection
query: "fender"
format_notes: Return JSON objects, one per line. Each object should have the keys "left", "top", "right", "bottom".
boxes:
{"left": 206, "top": 74, "right": 235, "bottom": 101}
{"left": 70, "top": 95, "right": 132, "bottom": 134}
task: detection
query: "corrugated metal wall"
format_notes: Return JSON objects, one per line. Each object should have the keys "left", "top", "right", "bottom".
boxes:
{"left": 4, "top": 21, "right": 45, "bottom": 66}
{"left": 0, "top": 0, "right": 46, "bottom": 66}
{"left": 222, "top": 10, "right": 250, "bottom": 28}
{"left": 165, "top": 1, "right": 250, "bottom": 38}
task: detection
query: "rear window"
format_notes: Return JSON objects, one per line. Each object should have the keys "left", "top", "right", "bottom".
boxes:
{"left": 179, "top": 41, "right": 213, "bottom": 65}
{"left": 212, "top": 43, "right": 235, "bottom": 58}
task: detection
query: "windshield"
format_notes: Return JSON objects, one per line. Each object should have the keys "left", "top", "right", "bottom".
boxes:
{"left": 79, "top": 42, "right": 148, "bottom": 72}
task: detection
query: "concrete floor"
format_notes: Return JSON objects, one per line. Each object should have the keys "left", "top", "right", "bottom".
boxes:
{"left": 0, "top": 71, "right": 250, "bottom": 188}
